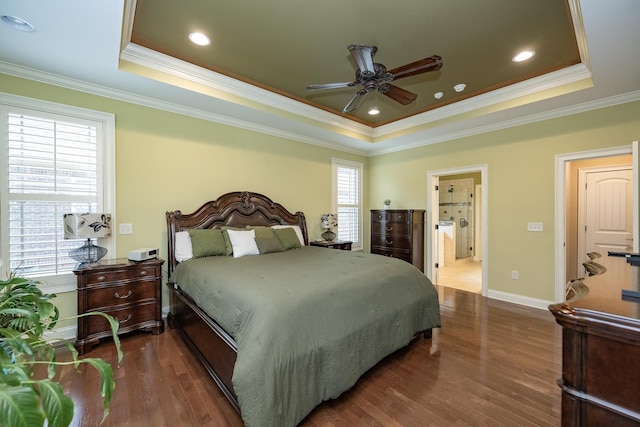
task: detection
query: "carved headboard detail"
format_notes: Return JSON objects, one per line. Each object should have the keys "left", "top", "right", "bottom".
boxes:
{"left": 166, "top": 191, "right": 308, "bottom": 276}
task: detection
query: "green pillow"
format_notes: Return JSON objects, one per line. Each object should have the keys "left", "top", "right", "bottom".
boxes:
{"left": 254, "top": 237, "right": 284, "bottom": 254}
{"left": 188, "top": 229, "right": 227, "bottom": 257}
{"left": 246, "top": 225, "right": 276, "bottom": 239}
{"left": 273, "top": 227, "right": 303, "bottom": 250}
{"left": 221, "top": 226, "right": 244, "bottom": 255}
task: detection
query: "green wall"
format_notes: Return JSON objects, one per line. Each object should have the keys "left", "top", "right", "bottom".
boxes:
{"left": 2, "top": 73, "right": 639, "bottom": 319}
{"left": 368, "top": 101, "right": 640, "bottom": 301}
{"left": 0, "top": 74, "right": 367, "bottom": 321}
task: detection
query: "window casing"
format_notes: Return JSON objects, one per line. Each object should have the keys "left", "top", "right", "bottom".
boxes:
{"left": 332, "top": 158, "right": 363, "bottom": 250}
{"left": 0, "top": 93, "right": 115, "bottom": 292}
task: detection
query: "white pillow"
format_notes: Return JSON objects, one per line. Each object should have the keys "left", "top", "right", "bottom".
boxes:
{"left": 271, "top": 225, "right": 305, "bottom": 246}
{"left": 227, "top": 229, "right": 260, "bottom": 258}
{"left": 175, "top": 231, "right": 193, "bottom": 262}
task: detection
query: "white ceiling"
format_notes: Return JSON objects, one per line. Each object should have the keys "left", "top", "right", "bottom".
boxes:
{"left": 0, "top": 0, "right": 639, "bottom": 156}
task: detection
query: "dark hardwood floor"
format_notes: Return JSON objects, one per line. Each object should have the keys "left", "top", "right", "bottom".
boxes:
{"left": 57, "top": 286, "right": 562, "bottom": 426}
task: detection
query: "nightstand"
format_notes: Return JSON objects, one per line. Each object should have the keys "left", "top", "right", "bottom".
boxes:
{"left": 74, "top": 258, "right": 164, "bottom": 354}
{"left": 310, "top": 240, "right": 353, "bottom": 251}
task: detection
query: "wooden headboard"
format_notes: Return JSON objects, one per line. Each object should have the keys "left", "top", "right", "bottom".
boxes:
{"left": 166, "top": 191, "right": 308, "bottom": 276}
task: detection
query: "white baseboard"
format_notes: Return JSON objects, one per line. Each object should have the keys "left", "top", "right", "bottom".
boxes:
{"left": 487, "top": 289, "right": 554, "bottom": 310}
{"left": 43, "top": 325, "right": 77, "bottom": 343}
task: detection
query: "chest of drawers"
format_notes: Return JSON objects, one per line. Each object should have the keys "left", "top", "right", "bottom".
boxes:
{"left": 74, "top": 258, "right": 164, "bottom": 354}
{"left": 371, "top": 209, "right": 425, "bottom": 271}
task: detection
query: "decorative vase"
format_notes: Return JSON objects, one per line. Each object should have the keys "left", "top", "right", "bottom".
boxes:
{"left": 383, "top": 204, "right": 390, "bottom": 210}
{"left": 321, "top": 229, "right": 336, "bottom": 241}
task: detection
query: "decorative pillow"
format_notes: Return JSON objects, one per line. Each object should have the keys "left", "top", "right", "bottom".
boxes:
{"left": 227, "top": 229, "right": 260, "bottom": 258}
{"left": 221, "top": 226, "right": 245, "bottom": 255}
{"left": 188, "top": 229, "right": 227, "bottom": 258}
{"left": 254, "top": 237, "right": 284, "bottom": 254}
{"left": 273, "top": 227, "right": 303, "bottom": 250}
{"left": 246, "top": 225, "right": 276, "bottom": 239}
{"left": 174, "top": 231, "right": 193, "bottom": 262}
{"left": 271, "top": 225, "right": 305, "bottom": 246}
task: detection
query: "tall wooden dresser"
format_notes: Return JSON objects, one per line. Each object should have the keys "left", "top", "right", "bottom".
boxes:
{"left": 370, "top": 209, "right": 425, "bottom": 272}
{"left": 549, "top": 254, "right": 640, "bottom": 426}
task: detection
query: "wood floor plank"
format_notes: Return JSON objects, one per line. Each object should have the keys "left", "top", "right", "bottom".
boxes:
{"left": 53, "top": 286, "right": 561, "bottom": 426}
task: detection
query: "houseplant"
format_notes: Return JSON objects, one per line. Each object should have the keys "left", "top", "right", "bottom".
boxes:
{"left": 0, "top": 271, "right": 122, "bottom": 427}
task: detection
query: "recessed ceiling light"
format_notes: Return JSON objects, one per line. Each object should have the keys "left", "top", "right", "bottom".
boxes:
{"left": 188, "top": 32, "right": 210, "bottom": 46}
{"left": 434, "top": 92, "right": 444, "bottom": 99}
{"left": 453, "top": 83, "right": 466, "bottom": 93}
{"left": 1, "top": 15, "right": 35, "bottom": 32}
{"left": 368, "top": 107, "right": 380, "bottom": 116}
{"left": 513, "top": 50, "right": 535, "bottom": 62}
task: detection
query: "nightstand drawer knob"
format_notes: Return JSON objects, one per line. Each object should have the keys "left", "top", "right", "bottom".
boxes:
{"left": 114, "top": 290, "right": 132, "bottom": 299}
{"left": 118, "top": 314, "right": 132, "bottom": 324}
{"left": 97, "top": 275, "right": 106, "bottom": 281}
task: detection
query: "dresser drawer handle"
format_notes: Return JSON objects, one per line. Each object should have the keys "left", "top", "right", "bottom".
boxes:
{"left": 378, "top": 215, "right": 383, "bottom": 220}
{"left": 97, "top": 275, "right": 106, "bottom": 281}
{"left": 139, "top": 270, "right": 147, "bottom": 276}
{"left": 114, "top": 290, "right": 132, "bottom": 299}
{"left": 385, "top": 239, "right": 394, "bottom": 245}
{"left": 117, "top": 314, "right": 132, "bottom": 324}
{"left": 386, "top": 226, "right": 393, "bottom": 232}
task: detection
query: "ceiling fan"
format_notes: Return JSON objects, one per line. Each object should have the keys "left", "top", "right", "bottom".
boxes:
{"left": 306, "top": 45, "right": 443, "bottom": 114}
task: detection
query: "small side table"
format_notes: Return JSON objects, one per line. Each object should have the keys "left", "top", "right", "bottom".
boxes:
{"left": 310, "top": 240, "right": 353, "bottom": 251}
{"left": 74, "top": 258, "right": 164, "bottom": 354}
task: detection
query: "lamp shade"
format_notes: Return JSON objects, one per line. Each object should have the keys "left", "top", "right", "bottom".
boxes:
{"left": 63, "top": 213, "right": 112, "bottom": 239}
{"left": 321, "top": 213, "right": 338, "bottom": 229}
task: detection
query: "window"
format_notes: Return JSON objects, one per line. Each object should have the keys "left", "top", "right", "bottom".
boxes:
{"left": 332, "top": 158, "right": 363, "bottom": 250}
{"left": 0, "top": 93, "right": 115, "bottom": 292}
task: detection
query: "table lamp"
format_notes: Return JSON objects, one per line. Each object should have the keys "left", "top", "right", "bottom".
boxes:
{"left": 321, "top": 213, "right": 338, "bottom": 241}
{"left": 63, "top": 213, "right": 111, "bottom": 263}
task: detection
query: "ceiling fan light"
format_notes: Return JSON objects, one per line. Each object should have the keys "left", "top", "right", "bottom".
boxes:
{"left": 188, "top": 32, "right": 211, "bottom": 46}
{"left": 368, "top": 107, "right": 380, "bottom": 115}
{"left": 1, "top": 15, "right": 35, "bottom": 32}
{"left": 513, "top": 50, "right": 535, "bottom": 62}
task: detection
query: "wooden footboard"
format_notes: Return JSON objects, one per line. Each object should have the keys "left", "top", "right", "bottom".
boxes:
{"left": 167, "top": 282, "right": 240, "bottom": 412}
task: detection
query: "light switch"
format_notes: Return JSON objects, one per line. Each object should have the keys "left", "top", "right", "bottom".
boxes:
{"left": 119, "top": 223, "right": 133, "bottom": 235}
{"left": 527, "top": 222, "right": 543, "bottom": 232}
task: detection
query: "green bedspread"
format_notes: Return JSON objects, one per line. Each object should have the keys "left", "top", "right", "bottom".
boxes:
{"left": 170, "top": 246, "right": 441, "bottom": 427}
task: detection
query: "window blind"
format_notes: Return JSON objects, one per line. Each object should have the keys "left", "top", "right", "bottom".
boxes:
{"left": 335, "top": 162, "right": 362, "bottom": 246}
{"left": 7, "top": 112, "right": 100, "bottom": 276}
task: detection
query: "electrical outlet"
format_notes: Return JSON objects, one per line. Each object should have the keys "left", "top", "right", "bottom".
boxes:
{"left": 119, "top": 223, "right": 133, "bottom": 235}
{"left": 511, "top": 270, "right": 519, "bottom": 279}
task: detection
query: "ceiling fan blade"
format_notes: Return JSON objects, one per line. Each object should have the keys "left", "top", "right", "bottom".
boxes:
{"left": 380, "top": 84, "right": 418, "bottom": 105}
{"left": 306, "top": 82, "right": 356, "bottom": 91}
{"left": 343, "top": 89, "right": 368, "bottom": 113}
{"left": 348, "top": 45, "right": 377, "bottom": 78}
{"left": 387, "top": 55, "right": 443, "bottom": 80}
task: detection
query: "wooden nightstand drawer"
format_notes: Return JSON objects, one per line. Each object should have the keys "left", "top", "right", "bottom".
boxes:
{"left": 83, "top": 280, "right": 157, "bottom": 310}
{"left": 83, "top": 265, "right": 158, "bottom": 286}
{"left": 86, "top": 302, "right": 157, "bottom": 336}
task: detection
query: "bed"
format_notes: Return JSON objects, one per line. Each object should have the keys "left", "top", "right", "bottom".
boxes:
{"left": 165, "top": 191, "right": 441, "bottom": 427}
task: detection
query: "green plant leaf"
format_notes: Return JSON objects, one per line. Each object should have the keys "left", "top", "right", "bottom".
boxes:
{"left": 0, "top": 383, "right": 45, "bottom": 427}
{"left": 81, "top": 358, "right": 115, "bottom": 423}
{"left": 38, "top": 379, "right": 74, "bottom": 427}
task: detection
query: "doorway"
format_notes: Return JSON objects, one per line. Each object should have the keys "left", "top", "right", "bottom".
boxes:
{"left": 427, "top": 164, "right": 488, "bottom": 296}
{"left": 555, "top": 144, "right": 637, "bottom": 303}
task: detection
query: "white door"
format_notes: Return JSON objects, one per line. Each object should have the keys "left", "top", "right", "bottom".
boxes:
{"left": 579, "top": 167, "right": 633, "bottom": 271}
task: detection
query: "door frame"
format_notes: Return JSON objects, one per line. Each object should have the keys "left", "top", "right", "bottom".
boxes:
{"left": 554, "top": 143, "right": 637, "bottom": 303}
{"left": 427, "top": 164, "right": 488, "bottom": 296}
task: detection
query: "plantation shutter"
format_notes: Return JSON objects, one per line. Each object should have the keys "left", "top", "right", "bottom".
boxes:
{"left": 333, "top": 159, "right": 363, "bottom": 249}
{"left": 6, "top": 110, "right": 101, "bottom": 276}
